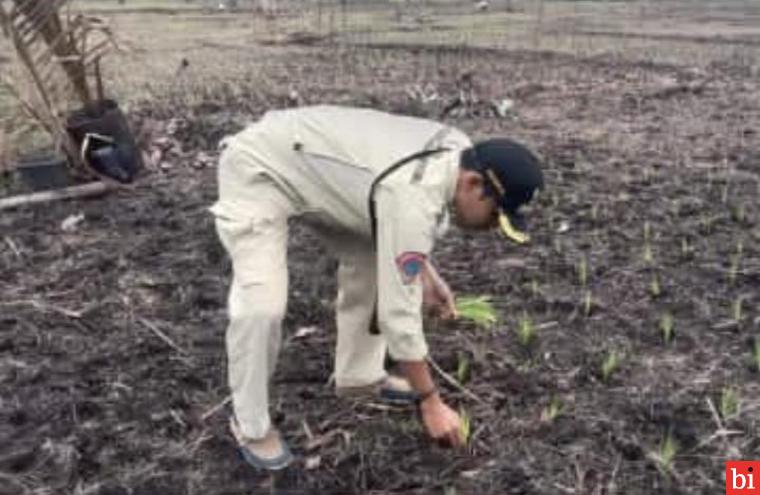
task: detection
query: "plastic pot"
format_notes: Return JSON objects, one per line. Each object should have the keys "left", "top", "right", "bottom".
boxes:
{"left": 15, "top": 153, "right": 71, "bottom": 191}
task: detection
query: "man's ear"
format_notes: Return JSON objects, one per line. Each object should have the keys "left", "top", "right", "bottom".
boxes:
{"left": 467, "top": 173, "right": 488, "bottom": 199}
{"left": 463, "top": 171, "right": 482, "bottom": 189}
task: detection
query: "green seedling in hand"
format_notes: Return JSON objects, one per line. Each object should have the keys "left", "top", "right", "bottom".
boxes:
{"left": 459, "top": 407, "right": 471, "bottom": 445}
{"left": 455, "top": 295, "right": 498, "bottom": 328}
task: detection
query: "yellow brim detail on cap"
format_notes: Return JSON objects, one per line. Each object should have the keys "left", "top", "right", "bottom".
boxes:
{"left": 499, "top": 212, "right": 530, "bottom": 244}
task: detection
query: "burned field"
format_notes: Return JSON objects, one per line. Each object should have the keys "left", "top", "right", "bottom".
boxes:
{"left": 2, "top": 40, "right": 760, "bottom": 494}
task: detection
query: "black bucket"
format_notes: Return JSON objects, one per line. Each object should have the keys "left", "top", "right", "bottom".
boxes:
{"left": 15, "top": 153, "right": 72, "bottom": 191}
{"left": 66, "top": 99, "right": 142, "bottom": 184}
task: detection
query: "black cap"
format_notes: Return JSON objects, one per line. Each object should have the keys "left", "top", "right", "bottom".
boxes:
{"left": 461, "top": 138, "right": 544, "bottom": 243}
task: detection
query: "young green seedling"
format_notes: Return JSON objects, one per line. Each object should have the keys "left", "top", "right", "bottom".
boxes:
{"left": 752, "top": 338, "right": 760, "bottom": 372}
{"left": 456, "top": 296, "right": 498, "bottom": 328}
{"left": 680, "top": 237, "right": 691, "bottom": 258}
{"left": 601, "top": 350, "right": 622, "bottom": 383}
{"left": 720, "top": 386, "right": 739, "bottom": 419}
{"left": 729, "top": 255, "right": 740, "bottom": 286}
{"left": 553, "top": 237, "right": 563, "bottom": 254}
{"left": 583, "top": 290, "right": 593, "bottom": 317}
{"left": 643, "top": 242, "right": 654, "bottom": 264}
{"left": 650, "top": 274, "right": 661, "bottom": 298}
{"left": 456, "top": 352, "right": 470, "bottom": 384}
{"left": 577, "top": 255, "right": 588, "bottom": 287}
{"left": 655, "top": 431, "right": 678, "bottom": 474}
{"left": 530, "top": 279, "right": 540, "bottom": 299}
{"left": 732, "top": 204, "right": 746, "bottom": 224}
{"left": 733, "top": 296, "right": 744, "bottom": 322}
{"left": 700, "top": 215, "right": 714, "bottom": 235}
{"left": 516, "top": 312, "right": 536, "bottom": 347}
{"left": 670, "top": 199, "right": 681, "bottom": 217}
{"left": 659, "top": 312, "right": 674, "bottom": 344}
{"left": 540, "top": 396, "right": 564, "bottom": 423}
{"left": 459, "top": 407, "right": 471, "bottom": 445}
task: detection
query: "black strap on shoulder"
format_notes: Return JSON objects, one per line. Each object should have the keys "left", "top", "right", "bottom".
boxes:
{"left": 367, "top": 146, "right": 448, "bottom": 336}
{"left": 368, "top": 147, "right": 449, "bottom": 241}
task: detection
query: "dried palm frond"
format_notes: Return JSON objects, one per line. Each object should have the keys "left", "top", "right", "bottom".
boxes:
{"left": 0, "top": 0, "right": 118, "bottom": 169}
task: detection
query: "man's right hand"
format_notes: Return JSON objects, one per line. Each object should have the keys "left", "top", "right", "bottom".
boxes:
{"left": 419, "top": 394, "right": 466, "bottom": 448}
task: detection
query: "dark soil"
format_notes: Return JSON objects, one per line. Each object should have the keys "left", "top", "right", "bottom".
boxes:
{"left": 2, "top": 43, "right": 759, "bottom": 494}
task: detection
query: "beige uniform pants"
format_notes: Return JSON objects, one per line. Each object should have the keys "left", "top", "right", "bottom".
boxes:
{"left": 214, "top": 174, "right": 387, "bottom": 440}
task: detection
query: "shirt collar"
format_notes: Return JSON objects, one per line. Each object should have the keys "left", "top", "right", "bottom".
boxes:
{"left": 445, "top": 149, "right": 461, "bottom": 206}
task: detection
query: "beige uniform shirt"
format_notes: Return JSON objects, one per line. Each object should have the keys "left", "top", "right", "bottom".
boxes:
{"left": 212, "top": 105, "right": 473, "bottom": 360}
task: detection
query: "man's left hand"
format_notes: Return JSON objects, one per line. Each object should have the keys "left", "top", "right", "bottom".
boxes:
{"left": 421, "top": 261, "right": 457, "bottom": 320}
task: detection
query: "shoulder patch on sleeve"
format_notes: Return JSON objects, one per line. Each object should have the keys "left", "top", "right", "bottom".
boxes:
{"left": 395, "top": 251, "right": 427, "bottom": 285}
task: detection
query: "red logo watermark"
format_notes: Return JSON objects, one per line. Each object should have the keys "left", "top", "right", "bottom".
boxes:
{"left": 727, "top": 461, "right": 760, "bottom": 494}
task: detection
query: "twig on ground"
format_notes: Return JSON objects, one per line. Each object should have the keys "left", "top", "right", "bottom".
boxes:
{"left": 189, "top": 429, "right": 213, "bottom": 455}
{"left": 3, "top": 236, "right": 22, "bottom": 259}
{"left": 201, "top": 395, "right": 232, "bottom": 422}
{"left": 706, "top": 397, "right": 724, "bottom": 431}
{"left": 535, "top": 321, "right": 559, "bottom": 331}
{"left": 1, "top": 299, "right": 83, "bottom": 318}
{"left": 426, "top": 356, "right": 485, "bottom": 404}
{"left": 138, "top": 317, "right": 189, "bottom": 356}
{"left": 0, "top": 182, "right": 110, "bottom": 211}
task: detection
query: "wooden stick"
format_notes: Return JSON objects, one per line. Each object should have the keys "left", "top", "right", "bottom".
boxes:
{"left": 0, "top": 181, "right": 109, "bottom": 211}
{"left": 426, "top": 356, "right": 485, "bottom": 404}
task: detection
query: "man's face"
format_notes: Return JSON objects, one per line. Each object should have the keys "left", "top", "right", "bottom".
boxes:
{"left": 453, "top": 171, "right": 500, "bottom": 230}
